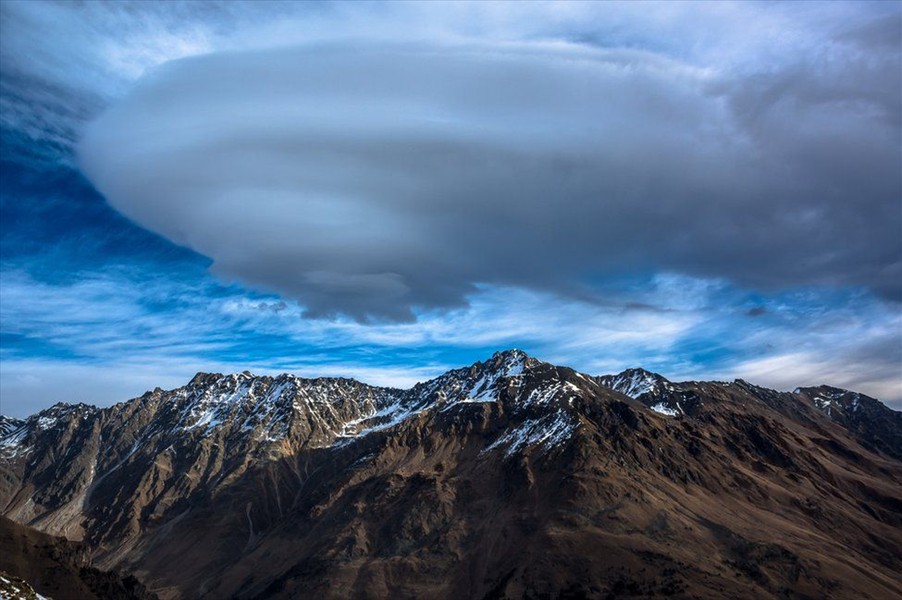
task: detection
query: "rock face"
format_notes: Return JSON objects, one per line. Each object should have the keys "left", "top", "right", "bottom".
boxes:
{"left": 2, "top": 350, "right": 901, "bottom": 599}
{"left": 0, "top": 515, "right": 156, "bottom": 600}
{"left": 794, "top": 384, "right": 902, "bottom": 461}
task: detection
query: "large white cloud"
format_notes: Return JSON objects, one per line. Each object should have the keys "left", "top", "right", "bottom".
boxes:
{"left": 77, "top": 32, "right": 900, "bottom": 320}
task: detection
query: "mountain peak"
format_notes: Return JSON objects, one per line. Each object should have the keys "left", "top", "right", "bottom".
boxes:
{"left": 597, "top": 367, "right": 670, "bottom": 399}
{"left": 491, "top": 348, "right": 529, "bottom": 359}
{"left": 188, "top": 371, "right": 221, "bottom": 387}
{"left": 484, "top": 348, "right": 540, "bottom": 373}
{"left": 795, "top": 385, "right": 866, "bottom": 415}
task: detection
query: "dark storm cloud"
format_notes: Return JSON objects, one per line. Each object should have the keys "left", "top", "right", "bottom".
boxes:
{"left": 77, "top": 34, "right": 901, "bottom": 321}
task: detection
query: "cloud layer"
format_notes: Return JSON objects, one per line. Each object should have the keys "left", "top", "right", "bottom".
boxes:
{"left": 2, "top": 268, "right": 899, "bottom": 417}
{"left": 77, "top": 25, "right": 900, "bottom": 320}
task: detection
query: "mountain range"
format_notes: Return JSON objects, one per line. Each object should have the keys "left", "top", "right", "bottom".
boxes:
{"left": 2, "top": 349, "right": 901, "bottom": 599}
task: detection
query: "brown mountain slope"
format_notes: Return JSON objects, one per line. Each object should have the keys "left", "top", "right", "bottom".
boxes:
{"left": 120, "top": 380, "right": 902, "bottom": 599}
{"left": 2, "top": 351, "right": 901, "bottom": 598}
{"left": 0, "top": 515, "right": 156, "bottom": 600}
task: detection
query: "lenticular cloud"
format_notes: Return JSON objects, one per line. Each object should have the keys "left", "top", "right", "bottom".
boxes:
{"left": 78, "top": 41, "right": 901, "bottom": 321}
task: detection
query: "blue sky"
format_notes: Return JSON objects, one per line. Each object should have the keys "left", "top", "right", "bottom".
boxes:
{"left": 1, "top": 1, "right": 900, "bottom": 417}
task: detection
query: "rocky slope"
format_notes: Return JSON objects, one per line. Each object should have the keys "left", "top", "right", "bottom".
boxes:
{"left": 2, "top": 350, "right": 901, "bottom": 599}
{"left": 0, "top": 515, "right": 155, "bottom": 600}
{"left": 0, "top": 571, "right": 47, "bottom": 600}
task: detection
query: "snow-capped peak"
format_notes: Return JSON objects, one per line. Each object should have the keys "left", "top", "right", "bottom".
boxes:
{"left": 0, "top": 403, "right": 98, "bottom": 457}
{"left": 597, "top": 368, "right": 670, "bottom": 399}
{"left": 486, "top": 349, "right": 541, "bottom": 374}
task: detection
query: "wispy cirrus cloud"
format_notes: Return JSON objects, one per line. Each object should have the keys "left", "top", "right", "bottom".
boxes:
{"left": 2, "top": 268, "right": 899, "bottom": 417}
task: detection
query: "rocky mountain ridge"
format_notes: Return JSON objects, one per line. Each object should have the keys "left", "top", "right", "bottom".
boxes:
{"left": 2, "top": 350, "right": 901, "bottom": 599}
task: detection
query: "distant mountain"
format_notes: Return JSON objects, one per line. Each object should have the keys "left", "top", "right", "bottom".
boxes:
{"left": 794, "top": 384, "right": 902, "bottom": 460}
{"left": 2, "top": 350, "right": 901, "bottom": 598}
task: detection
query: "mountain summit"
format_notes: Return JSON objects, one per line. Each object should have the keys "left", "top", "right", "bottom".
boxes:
{"left": 2, "top": 351, "right": 901, "bottom": 599}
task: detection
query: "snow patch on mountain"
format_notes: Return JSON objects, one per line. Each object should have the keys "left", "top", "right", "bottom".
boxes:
{"left": 0, "top": 404, "right": 98, "bottom": 458}
{"left": 335, "top": 397, "right": 422, "bottom": 442}
{"left": 0, "top": 425, "right": 30, "bottom": 457}
{"left": 649, "top": 402, "right": 679, "bottom": 417}
{"left": 483, "top": 409, "right": 577, "bottom": 457}
{"left": 334, "top": 349, "right": 565, "bottom": 444}
{"left": 0, "top": 573, "right": 50, "bottom": 600}
{"left": 799, "top": 387, "right": 863, "bottom": 417}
